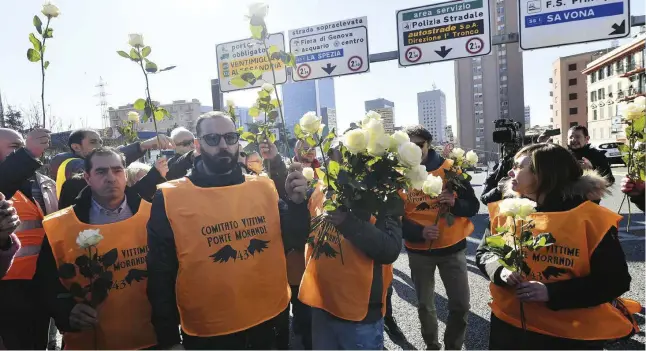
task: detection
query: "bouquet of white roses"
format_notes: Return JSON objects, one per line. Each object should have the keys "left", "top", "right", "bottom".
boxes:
{"left": 295, "top": 111, "right": 424, "bottom": 261}
{"left": 618, "top": 96, "right": 646, "bottom": 230}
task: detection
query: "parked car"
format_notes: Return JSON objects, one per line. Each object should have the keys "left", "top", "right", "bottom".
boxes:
{"left": 596, "top": 142, "right": 625, "bottom": 165}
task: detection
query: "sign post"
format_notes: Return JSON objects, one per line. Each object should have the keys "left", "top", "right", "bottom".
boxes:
{"left": 216, "top": 33, "right": 288, "bottom": 93}
{"left": 288, "top": 17, "right": 370, "bottom": 82}
{"left": 396, "top": 0, "right": 492, "bottom": 67}
{"left": 518, "top": 0, "right": 630, "bottom": 50}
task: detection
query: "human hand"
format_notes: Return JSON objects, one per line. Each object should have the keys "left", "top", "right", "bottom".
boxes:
{"left": 516, "top": 281, "right": 549, "bottom": 302}
{"left": 141, "top": 135, "right": 175, "bottom": 151}
{"left": 579, "top": 157, "right": 593, "bottom": 170}
{"left": 422, "top": 225, "right": 439, "bottom": 241}
{"left": 621, "top": 176, "right": 645, "bottom": 197}
{"left": 0, "top": 193, "right": 19, "bottom": 246}
{"left": 500, "top": 268, "right": 522, "bottom": 286}
{"left": 155, "top": 156, "right": 169, "bottom": 178}
{"left": 285, "top": 163, "right": 307, "bottom": 204}
{"left": 69, "top": 303, "right": 98, "bottom": 330}
{"left": 25, "top": 128, "right": 51, "bottom": 158}
{"left": 325, "top": 209, "right": 348, "bottom": 226}
{"left": 259, "top": 141, "right": 278, "bottom": 160}
{"left": 437, "top": 190, "right": 455, "bottom": 207}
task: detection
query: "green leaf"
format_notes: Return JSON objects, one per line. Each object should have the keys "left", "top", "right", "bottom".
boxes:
{"left": 129, "top": 48, "right": 141, "bottom": 61}
{"left": 29, "top": 33, "right": 41, "bottom": 51}
{"left": 268, "top": 110, "right": 278, "bottom": 121}
{"left": 249, "top": 107, "right": 261, "bottom": 118}
{"left": 250, "top": 24, "right": 264, "bottom": 40}
{"left": 154, "top": 109, "right": 165, "bottom": 121}
{"left": 270, "top": 99, "right": 280, "bottom": 109}
{"left": 159, "top": 65, "right": 176, "bottom": 72}
{"left": 43, "top": 28, "right": 53, "bottom": 39}
{"left": 306, "top": 136, "right": 317, "bottom": 148}
{"left": 322, "top": 139, "right": 332, "bottom": 155}
{"left": 268, "top": 132, "right": 277, "bottom": 144}
{"left": 495, "top": 226, "right": 508, "bottom": 234}
{"left": 445, "top": 213, "right": 455, "bottom": 226}
{"left": 618, "top": 144, "right": 630, "bottom": 153}
{"left": 323, "top": 200, "right": 338, "bottom": 212}
{"left": 240, "top": 132, "right": 256, "bottom": 143}
{"left": 117, "top": 50, "right": 131, "bottom": 59}
{"left": 485, "top": 235, "right": 506, "bottom": 249}
{"left": 327, "top": 160, "right": 340, "bottom": 177}
{"left": 632, "top": 116, "right": 646, "bottom": 134}
{"left": 528, "top": 232, "right": 556, "bottom": 250}
{"left": 231, "top": 76, "right": 248, "bottom": 88}
{"left": 27, "top": 48, "right": 41, "bottom": 62}
{"left": 145, "top": 61, "right": 158, "bottom": 73}
{"left": 258, "top": 90, "right": 269, "bottom": 99}
{"left": 33, "top": 16, "right": 43, "bottom": 35}
{"left": 268, "top": 45, "right": 280, "bottom": 55}
{"left": 141, "top": 46, "right": 151, "bottom": 58}
{"left": 293, "top": 124, "right": 304, "bottom": 139}
{"left": 520, "top": 230, "right": 532, "bottom": 244}
{"left": 133, "top": 98, "right": 146, "bottom": 110}
{"left": 43, "top": 61, "right": 50, "bottom": 70}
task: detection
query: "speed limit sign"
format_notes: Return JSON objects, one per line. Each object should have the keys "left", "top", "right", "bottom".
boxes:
{"left": 296, "top": 64, "right": 311, "bottom": 79}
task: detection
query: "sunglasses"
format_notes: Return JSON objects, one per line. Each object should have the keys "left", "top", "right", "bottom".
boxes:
{"left": 176, "top": 139, "right": 194, "bottom": 147}
{"left": 199, "top": 132, "right": 240, "bottom": 147}
{"left": 414, "top": 141, "right": 426, "bottom": 149}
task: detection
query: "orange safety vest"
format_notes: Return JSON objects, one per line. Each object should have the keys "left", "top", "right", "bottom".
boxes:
{"left": 42, "top": 201, "right": 157, "bottom": 350}
{"left": 487, "top": 200, "right": 634, "bottom": 341}
{"left": 3, "top": 191, "right": 45, "bottom": 280}
{"left": 159, "top": 176, "right": 290, "bottom": 337}
{"left": 399, "top": 159, "right": 474, "bottom": 250}
{"left": 56, "top": 157, "right": 81, "bottom": 199}
{"left": 299, "top": 183, "right": 393, "bottom": 321}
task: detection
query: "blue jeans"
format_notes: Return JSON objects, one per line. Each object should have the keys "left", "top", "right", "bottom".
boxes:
{"left": 311, "top": 308, "right": 384, "bottom": 350}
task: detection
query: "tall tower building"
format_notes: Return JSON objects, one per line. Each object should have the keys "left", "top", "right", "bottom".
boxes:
{"left": 524, "top": 106, "right": 531, "bottom": 129}
{"left": 454, "top": 0, "right": 524, "bottom": 161}
{"left": 417, "top": 89, "right": 447, "bottom": 143}
{"left": 364, "top": 98, "right": 394, "bottom": 112}
{"left": 281, "top": 71, "right": 336, "bottom": 135}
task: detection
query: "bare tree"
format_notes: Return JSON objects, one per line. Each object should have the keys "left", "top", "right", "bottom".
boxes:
{"left": 21, "top": 101, "right": 42, "bottom": 130}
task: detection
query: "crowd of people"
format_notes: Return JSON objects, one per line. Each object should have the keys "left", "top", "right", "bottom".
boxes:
{"left": 0, "top": 112, "right": 643, "bottom": 350}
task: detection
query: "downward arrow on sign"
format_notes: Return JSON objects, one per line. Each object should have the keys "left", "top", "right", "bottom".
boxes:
{"left": 434, "top": 46, "right": 452, "bottom": 58}
{"left": 322, "top": 63, "right": 336, "bottom": 75}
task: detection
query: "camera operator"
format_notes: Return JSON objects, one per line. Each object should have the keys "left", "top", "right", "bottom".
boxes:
{"left": 480, "top": 120, "right": 522, "bottom": 205}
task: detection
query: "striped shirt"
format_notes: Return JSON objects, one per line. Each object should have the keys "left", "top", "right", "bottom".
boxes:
{"left": 89, "top": 196, "right": 134, "bottom": 225}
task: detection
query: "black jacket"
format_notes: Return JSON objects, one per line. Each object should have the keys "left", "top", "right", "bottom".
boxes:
{"left": 402, "top": 150, "right": 480, "bottom": 256}
{"left": 569, "top": 144, "right": 615, "bottom": 185}
{"left": 475, "top": 193, "right": 631, "bottom": 312}
{"left": 630, "top": 191, "right": 645, "bottom": 212}
{"left": 0, "top": 147, "right": 43, "bottom": 200}
{"left": 325, "top": 194, "right": 404, "bottom": 323}
{"left": 146, "top": 161, "right": 310, "bottom": 348}
{"left": 57, "top": 166, "right": 165, "bottom": 209}
{"left": 34, "top": 186, "right": 146, "bottom": 332}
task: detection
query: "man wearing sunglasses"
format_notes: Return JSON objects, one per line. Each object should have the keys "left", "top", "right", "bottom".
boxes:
{"left": 147, "top": 111, "right": 310, "bottom": 350}
{"left": 168, "top": 127, "right": 195, "bottom": 169}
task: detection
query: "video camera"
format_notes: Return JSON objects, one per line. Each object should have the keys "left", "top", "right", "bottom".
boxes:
{"left": 493, "top": 119, "right": 523, "bottom": 145}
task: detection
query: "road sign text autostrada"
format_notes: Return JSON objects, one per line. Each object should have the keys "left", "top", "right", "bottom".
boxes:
{"left": 397, "top": 0, "right": 492, "bottom": 66}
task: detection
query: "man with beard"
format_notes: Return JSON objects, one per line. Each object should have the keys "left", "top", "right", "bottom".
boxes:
{"left": 147, "top": 111, "right": 310, "bottom": 349}
{"left": 0, "top": 127, "right": 59, "bottom": 350}
{"left": 567, "top": 125, "right": 614, "bottom": 185}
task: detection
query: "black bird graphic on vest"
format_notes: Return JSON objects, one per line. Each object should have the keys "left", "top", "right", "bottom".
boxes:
{"left": 125, "top": 269, "right": 148, "bottom": 285}
{"left": 210, "top": 245, "right": 237, "bottom": 263}
{"left": 247, "top": 239, "right": 270, "bottom": 256}
{"left": 416, "top": 202, "right": 431, "bottom": 211}
{"left": 542, "top": 266, "right": 568, "bottom": 280}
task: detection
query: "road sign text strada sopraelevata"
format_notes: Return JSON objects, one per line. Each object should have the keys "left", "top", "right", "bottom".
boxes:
{"left": 519, "top": 0, "right": 631, "bottom": 50}
{"left": 216, "top": 33, "right": 287, "bottom": 93}
{"left": 289, "top": 17, "right": 369, "bottom": 82}
{"left": 396, "top": 0, "right": 492, "bottom": 67}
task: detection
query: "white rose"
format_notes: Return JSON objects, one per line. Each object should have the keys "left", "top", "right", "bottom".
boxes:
{"left": 633, "top": 96, "right": 646, "bottom": 109}
{"left": 422, "top": 174, "right": 443, "bottom": 198}
{"left": 622, "top": 102, "right": 645, "bottom": 121}
{"left": 465, "top": 150, "right": 479, "bottom": 165}
{"left": 128, "top": 34, "right": 144, "bottom": 48}
{"left": 299, "top": 111, "right": 322, "bottom": 135}
{"left": 127, "top": 111, "right": 140, "bottom": 122}
{"left": 390, "top": 130, "right": 410, "bottom": 150}
{"left": 449, "top": 147, "right": 465, "bottom": 160}
{"left": 226, "top": 99, "right": 236, "bottom": 108}
{"left": 362, "top": 118, "right": 385, "bottom": 144}
{"left": 41, "top": 1, "right": 60, "bottom": 18}
{"left": 248, "top": 2, "right": 269, "bottom": 18}
{"left": 76, "top": 229, "right": 103, "bottom": 249}
{"left": 499, "top": 198, "right": 537, "bottom": 219}
{"left": 343, "top": 129, "right": 368, "bottom": 154}
{"left": 302, "top": 167, "right": 315, "bottom": 181}
{"left": 397, "top": 141, "right": 423, "bottom": 168}
{"left": 405, "top": 165, "right": 428, "bottom": 190}
{"left": 361, "top": 110, "right": 382, "bottom": 126}
{"left": 261, "top": 83, "right": 274, "bottom": 93}
{"left": 367, "top": 134, "right": 392, "bottom": 157}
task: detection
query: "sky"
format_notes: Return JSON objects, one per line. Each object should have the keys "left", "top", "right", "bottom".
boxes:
{"left": 0, "top": 0, "right": 644, "bottom": 134}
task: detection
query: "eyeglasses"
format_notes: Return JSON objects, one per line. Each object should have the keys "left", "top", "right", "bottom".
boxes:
{"left": 199, "top": 132, "right": 240, "bottom": 147}
{"left": 176, "top": 139, "right": 194, "bottom": 147}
